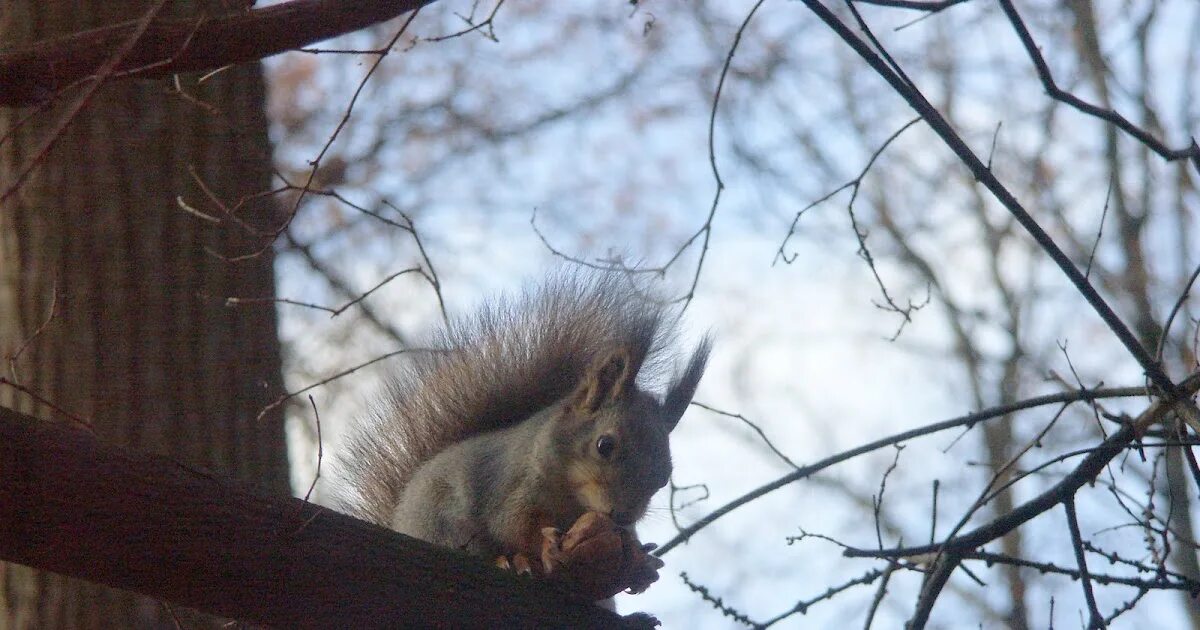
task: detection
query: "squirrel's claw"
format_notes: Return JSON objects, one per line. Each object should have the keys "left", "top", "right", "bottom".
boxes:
{"left": 622, "top": 549, "right": 664, "bottom": 594}
{"left": 511, "top": 553, "right": 534, "bottom": 576}
{"left": 494, "top": 553, "right": 534, "bottom": 576}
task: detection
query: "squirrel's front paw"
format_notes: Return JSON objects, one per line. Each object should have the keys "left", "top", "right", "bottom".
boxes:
{"left": 621, "top": 540, "right": 665, "bottom": 595}
{"left": 539, "top": 511, "right": 664, "bottom": 600}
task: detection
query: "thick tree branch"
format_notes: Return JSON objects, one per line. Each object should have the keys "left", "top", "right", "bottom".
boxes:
{"left": 0, "top": 405, "right": 632, "bottom": 628}
{"left": 0, "top": 0, "right": 436, "bottom": 108}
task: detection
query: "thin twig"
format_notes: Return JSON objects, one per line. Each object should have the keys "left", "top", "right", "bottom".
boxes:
{"left": 215, "top": 9, "right": 422, "bottom": 263}
{"left": 657, "top": 384, "right": 1154, "bottom": 555}
{"left": 1064, "top": 498, "right": 1106, "bottom": 629}
{"left": 796, "top": 0, "right": 1180, "bottom": 397}
{"left": 996, "top": 0, "right": 1200, "bottom": 174}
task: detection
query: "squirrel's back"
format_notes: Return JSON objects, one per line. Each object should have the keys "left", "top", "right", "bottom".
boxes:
{"left": 338, "top": 272, "right": 685, "bottom": 526}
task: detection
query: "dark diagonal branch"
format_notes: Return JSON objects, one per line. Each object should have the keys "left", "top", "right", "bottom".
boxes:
{"left": 0, "top": 0, "right": 437, "bottom": 107}
{"left": 0, "top": 405, "right": 634, "bottom": 628}
{"left": 796, "top": 0, "right": 1179, "bottom": 399}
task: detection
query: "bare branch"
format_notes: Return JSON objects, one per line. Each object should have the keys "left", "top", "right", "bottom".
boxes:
{"left": 996, "top": 0, "right": 1200, "bottom": 174}
{"left": 842, "top": 373, "right": 1200, "bottom": 561}
{"left": 1063, "top": 498, "right": 1105, "bottom": 629}
{"left": 795, "top": 0, "right": 1180, "bottom": 397}
{"left": 657, "top": 384, "right": 1155, "bottom": 555}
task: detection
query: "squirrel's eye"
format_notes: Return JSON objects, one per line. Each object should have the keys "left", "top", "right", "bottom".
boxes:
{"left": 596, "top": 434, "right": 617, "bottom": 459}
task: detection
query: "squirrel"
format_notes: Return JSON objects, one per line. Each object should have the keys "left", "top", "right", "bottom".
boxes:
{"left": 337, "top": 271, "right": 710, "bottom": 601}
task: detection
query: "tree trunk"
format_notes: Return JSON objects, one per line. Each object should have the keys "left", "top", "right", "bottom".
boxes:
{"left": 0, "top": 2, "right": 289, "bottom": 627}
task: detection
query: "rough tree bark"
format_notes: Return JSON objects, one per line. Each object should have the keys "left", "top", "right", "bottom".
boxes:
{"left": 0, "top": 1, "right": 289, "bottom": 627}
{"left": 0, "top": 406, "right": 630, "bottom": 629}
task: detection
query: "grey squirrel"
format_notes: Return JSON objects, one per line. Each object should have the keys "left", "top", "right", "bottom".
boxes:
{"left": 338, "top": 272, "right": 710, "bottom": 599}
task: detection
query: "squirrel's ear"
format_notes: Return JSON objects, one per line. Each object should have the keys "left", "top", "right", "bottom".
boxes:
{"left": 572, "top": 349, "right": 634, "bottom": 413}
{"left": 661, "top": 337, "right": 711, "bottom": 431}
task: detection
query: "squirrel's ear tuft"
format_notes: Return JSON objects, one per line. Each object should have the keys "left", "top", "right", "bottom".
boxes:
{"left": 661, "top": 337, "right": 711, "bottom": 431}
{"left": 572, "top": 349, "right": 634, "bottom": 413}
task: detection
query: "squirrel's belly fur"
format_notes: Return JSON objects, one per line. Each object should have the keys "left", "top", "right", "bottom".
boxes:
{"left": 389, "top": 405, "right": 575, "bottom": 558}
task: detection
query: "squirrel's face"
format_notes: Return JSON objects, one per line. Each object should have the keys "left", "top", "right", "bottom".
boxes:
{"left": 558, "top": 350, "right": 677, "bottom": 527}
{"left": 565, "top": 392, "right": 673, "bottom": 526}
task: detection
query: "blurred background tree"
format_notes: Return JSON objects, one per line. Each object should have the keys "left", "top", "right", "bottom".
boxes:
{"left": 0, "top": 2, "right": 288, "bottom": 627}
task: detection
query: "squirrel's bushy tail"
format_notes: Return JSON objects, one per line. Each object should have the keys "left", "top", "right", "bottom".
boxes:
{"left": 337, "top": 272, "right": 690, "bottom": 525}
